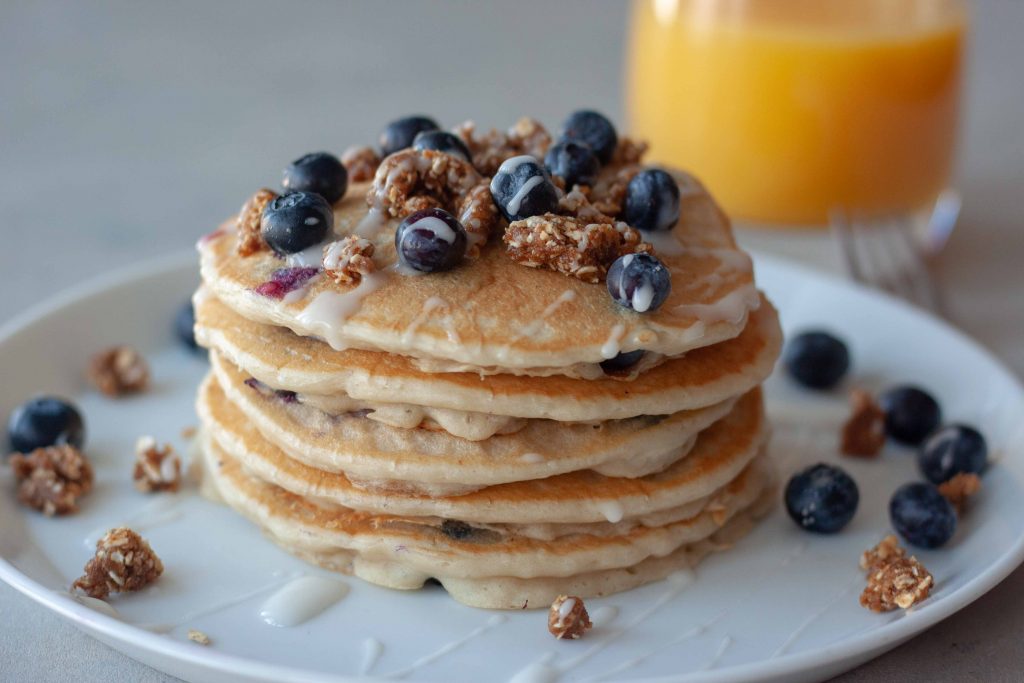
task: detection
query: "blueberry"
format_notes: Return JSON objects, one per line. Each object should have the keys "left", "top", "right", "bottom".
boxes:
{"left": 544, "top": 141, "right": 600, "bottom": 188}
{"left": 784, "top": 463, "right": 859, "bottom": 534}
{"left": 282, "top": 152, "right": 348, "bottom": 204}
{"left": 261, "top": 192, "right": 332, "bottom": 255}
{"left": 879, "top": 386, "right": 942, "bottom": 445}
{"left": 174, "top": 300, "right": 199, "bottom": 351}
{"left": 489, "top": 155, "right": 560, "bottom": 221}
{"left": 440, "top": 519, "right": 473, "bottom": 540}
{"left": 395, "top": 208, "right": 468, "bottom": 273}
{"left": 379, "top": 115, "right": 439, "bottom": 157}
{"left": 784, "top": 331, "right": 850, "bottom": 390}
{"left": 918, "top": 424, "right": 987, "bottom": 484}
{"left": 600, "top": 349, "right": 645, "bottom": 374}
{"left": 7, "top": 397, "right": 85, "bottom": 453}
{"left": 623, "top": 169, "right": 681, "bottom": 232}
{"left": 607, "top": 253, "right": 671, "bottom": 313}
{"left": 559, "top": 110, "right": 617, "bottom": 164}
{"left": 890, "top": 482, "right": 957, "bottom": 548}
{"left": 412, "top": 130, "right": 471, "bottom": 162}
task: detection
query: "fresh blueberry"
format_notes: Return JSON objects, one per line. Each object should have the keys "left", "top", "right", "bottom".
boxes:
{"left": 440, "top": 519, "right": 474, "bottom": 540}
{"left": 784, "top": 331, "right": 850, "bottom": 390}
{"left": 558, "top": 110, "right": 617, "bottom": 164}
{"left": 395, "top": 208, "right": 468, "bottom": 273}
{"left": 918, "top": 424, "right": 988, "bottom": 484}
{"left": 174, "top": 300, "right": 199, "bottom": 351}
{"left": 7, "top": 397, "right": 85, "bottom": 453}
{"left": 412, "top": 130, "right": 471, "bottom": 162}
{"left": 624, "top": 169, "right": 680, "bottom": 232}
{"left": 607, "top": 253, "right": 671, "bottom": 313}
{"left": 784, "top": 463, "right": 859, "bottom": 534}
{"left": 379, "top": 115, "right": 440, "bottom": 157}
{"left": 879, "top": 386, "right": 942, "bottom": 446}
{"left": 489, "top": 155, "right": 560, "bottom": 221}
{"left": 600, "top": 349, "right": 645, "bottom": 374}
{"left": 890, "top": 482, "right": 957, "bottom": 548}
{"left": 544, "top": 141, "right": 600, "bottom": 188}
{"left": 260, "top": 192, "right": 332, "bottom": 255}
{"left": 282, "top": 152, "right": 348, "bottom": 204}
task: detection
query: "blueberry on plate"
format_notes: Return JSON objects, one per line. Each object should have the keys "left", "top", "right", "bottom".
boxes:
{"left": 890, "top": 482, "right": 957, "bottom": 548}
{"left": 784, "top": 330, "right": 850, "bottom": 390}
{"left": 544, "top": 141, "right": 600, "bottom": 188}
{"left": 489, "top": 155, "right": 560, "bottom": 221}
{"left": 918, "top": 424, "right": 988, "bottom": 484}
{"left": 879, "top": 385, "right": 942, "bottom": 446}
{"left": 607, "top": 253, "right": 671, "bottom": 313}
{"left": 282, "top": 152, "right": 348, "bottom": 204}
{"left": 412, "top": 130, "right": 472, "bottom": 162}
{"left": 558, "top": 110, "right": 617, "bottom": 164}
{"left": 784, "top": 463, "right": 859, "bottom": 533}
{"left": 7, "top": 397, "right": 85, "bottom": 453}
{"left": 174, "top": 300, "right": 200, "bottom": 351}
{"left": 395, "top": 208, "right": 468, "bottom": 273}
{"left": 623, "top": 169, "right": 681, "bottom": 232}
{"left": 600, "top": 349, "right": 645, "bottom": 374}
{"left": 261, "top": 192, "right": 333, "bottom": 255}
{"left": 379, "top": 115, "right": 440, "bottom": 157}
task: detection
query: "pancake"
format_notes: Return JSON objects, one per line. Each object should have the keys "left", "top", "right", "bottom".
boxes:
{"left": 198, "top": 169, "right": 760, "bottom": 373}
{"left": 206, "top": 356, "right": 756, "bottom": 494}
{"left": 195, "top": 290, "right": 781, "bottom": 423}
{"left": 199, "top": 372, "right": 767, "bottom": 523}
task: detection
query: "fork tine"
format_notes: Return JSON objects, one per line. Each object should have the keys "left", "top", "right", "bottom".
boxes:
{"left": 830, "top": 208, "right": 868, "bottom": 285}
{"left": 893, "top": 216, "right": 945, "bottom": 312}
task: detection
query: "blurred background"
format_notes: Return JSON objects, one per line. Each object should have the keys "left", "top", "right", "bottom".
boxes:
{"left": 1, "top": 1, "right": 1022, "bottom": 681}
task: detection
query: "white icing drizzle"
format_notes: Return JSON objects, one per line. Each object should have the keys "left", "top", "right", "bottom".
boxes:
{"left": 401, "top": 296, "right": 449, "bottom": 344}
{"left": 671, "top": 285, "right": 761, "bottom": 326}
{"left": 770, "top": 576, "right": 863, "bottom": 657}
{"left": 355, "top": 207, "right": 387, "bottom": 239}
{"left": 595, "top": 501, "right": 625, "bottom": 524}
{"left": 258, "top": 575, "right": 349, "bottom": 628}
{"left": 360, "top": 637, "right": 385, "bottom": 675}
{"left": 410, "top": 215, "right": 458, "bottom": 244}
{"left": 513, "top": 290, "right": 577, "bottom": 340}
{"left": 638, "top": 229, "right": 684, "bottom": 256}
{"left": 701, "top": 635, "right": 734, "bottom": 670}
{"left": 588, "top": 605, "right": 619, "bottom": 627}
{"left": 519, "top": 452, "right": 545, "bottom": 464}
{"left": 508, "top": 654, "right": 559, "bottom": 683}
{"left": 600, "top": 324, "right": 626, "bottom": 359}
{"left": 141, "top": 577, "right": 294, "bottom": 633}
{"left": 83, "top": 495, "right": 184, "bottom": 549}
{"left": 384, "top": 614, "right": 507, "bottom": 679}
{"left": 285, "top": 241, "right": 329, "bottom": 268}
{"left": 296, "top": 271, "right": 389, "bottom": 350}
{"left": 507, "top": 176, "right": 544, "bottom": 216}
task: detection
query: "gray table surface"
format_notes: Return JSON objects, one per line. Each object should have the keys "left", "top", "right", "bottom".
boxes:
{"left": 1, "top": 1, "right": 1022, "bottom": 681}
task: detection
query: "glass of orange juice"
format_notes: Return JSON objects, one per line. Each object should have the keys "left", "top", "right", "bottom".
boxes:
{"left": 627, "top": 0, "right": 967, "bottom": 228}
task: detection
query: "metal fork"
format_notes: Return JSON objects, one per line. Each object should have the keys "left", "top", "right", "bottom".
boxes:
{"left": 830, "top": 189, "right": 961, "bottom": 314}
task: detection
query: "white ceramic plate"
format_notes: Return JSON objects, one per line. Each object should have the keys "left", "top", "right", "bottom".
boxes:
{"left": 1, "top": 253, "right": 1022, "bottom": 683}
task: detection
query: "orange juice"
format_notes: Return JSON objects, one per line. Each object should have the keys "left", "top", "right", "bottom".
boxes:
{"left": 627, "top": 0, "right": 966, "bottom": 225}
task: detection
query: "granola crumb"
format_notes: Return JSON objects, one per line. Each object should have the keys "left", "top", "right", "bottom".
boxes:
{"left": 841, "top": 389, "right": 886, "bottom": 458}
{"left": 860, "top": 555, "right": 933, "bottom": 612}
{"left": 859, "top": 534, "right": 907, "bottom": 573}
{"left": 453, "top": 118, "right": 551, "bottom": 177}
{"left": 548, "top": 595, "right": 592, "bottom": 640}
{"left": 132, "top": 436, "right": 181, "bottom": 493}
{"left": 88, "top": 346, "right": 150, "bottom": 397}
{"left": 589, "top": 165, "right": 643, "bottom": 217}
{"left": 72, "top": 527, "right": 163, "bottom": 599}
{"left": 938, "top": 472, "right": 982, "bottom": 514}
{"left": 458, "top": 181, "right": 502, "bottom": 256}
{"left": 10, "top": 445, "right": 93, "bottom": 516}
{"left": 187, "top": 629, "right": 211, "bottom": 646}
{"left": 367, "top": 148, "right": 483, "bottom": 222}
{"left": 342, "top": 145, "right": 381, "bottom": 183}
{"left": 236, "top": 188, "right": 277, "bottom": 256}
{"left": 323, "top": 236, "right": 376, "bottom": 285}
{"left": 504, "top": 213, "right": 651, "bottom": 283}
{"left": 610, "top": 137, "right": 649, "bottom": 166}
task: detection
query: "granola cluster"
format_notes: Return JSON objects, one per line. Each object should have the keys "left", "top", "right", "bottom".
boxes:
{"left": 458, "top": 182, "right": 502, "bottom": 254}
{"left": 88, "top": 345, "right": 150, "bottom": 397}
{"left": 859, "top": 535, "right": 933, "bottom": 612}
{"left": 938, "top": 472, "right": 982, "bottom": 514}
{"left": 841, "top": 389, "right": 886, "bottom": 458}
{"left": 504, "top": 213, "right": 652, "bottom": 283}
{"left": 587, "top": 165, "right": 643, "bottom": 217}
{"left": 342, "top": 145, "right": 381, "bottom": 183}
{"left": 323, "top": 236, "right": 376, "bottom": 285}
{"left": 72, "top": 527, "right": 163, "bottom": 599}
{"left": 10, "top": 445, "right": 93, "bottom": 516}
{"left": 236, "top": 188, "right": 277, "bottom": 256}
{"left": 548, "top": 594, "right": 592, "bottom": 640}
{"left": 609, "top": 137, "right": 649, "bottom": 166}
{"left": 454, "top": 117, "right": 552, "bottom": 177}
{"left": 132, "top": 436, "right": 182, "bottom": 493}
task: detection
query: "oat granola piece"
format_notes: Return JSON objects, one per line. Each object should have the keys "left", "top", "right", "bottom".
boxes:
{"left": 72, "top": 527, "right": 163, "bottom": 599}
{"left": 88, "top": 345, "right": 150, "bottom": 397}
{"left": 187, "top": 629, "right": 211, "bottom": 646}
{"left": 132, "top": 436, "right": 181, "bottom": 493}
{"left": 557, "top": 186, "right": 616, "bottom": 224}
{"left": 548, "top": 595, "right": 592, "bottom": 640}
{"left": 323, "top": 236, "right": 376, "bottom": 285}
{"left": 10, "top": 445, "right": 93, "bottom": 516}
{"left": 841, "top": 389, "right": 886, "bottom": 458}
{"left": 860, "top": 555, "right": 933, "bottom": 612}
{"left": 589, "top": 164, "right": 643, "bottom": 217}
{"left": 504, "top": 213, "right": 652, "bottom": 283}
{"left": 368, "top": 149, "right": 482, "bottom": 220}
{"left": 457, "top": 181, "right": 502, "bottom": 255}
{"left": 341, "top": 145, "right": 381, "bottom": 183}
{"left": 609, "top": 137, "right": 649, "bottom": 166}
{"left": 453, "top": 118, "right": 551, "bottom": 177}
{"left": 938, "top": 472, "right": 982, "bottom": 514}
{"left": 859, "top": 534, "right": 907, "bottom": 573}
{"left": 235, "top": 187, "right": 277, "bottom": 256}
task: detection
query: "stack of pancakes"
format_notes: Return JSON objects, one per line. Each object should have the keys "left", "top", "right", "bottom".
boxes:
{"left": 193, "top": 160, "right": 782, "bottom": 609}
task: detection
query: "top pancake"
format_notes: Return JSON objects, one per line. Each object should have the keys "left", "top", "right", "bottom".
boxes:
{"left": 198, "top": 170, "right": 761, "bottom": 373}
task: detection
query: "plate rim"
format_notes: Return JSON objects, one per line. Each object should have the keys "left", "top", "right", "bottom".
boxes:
{"left": 0, "top": 250, "right": 1022, "bottom": 683}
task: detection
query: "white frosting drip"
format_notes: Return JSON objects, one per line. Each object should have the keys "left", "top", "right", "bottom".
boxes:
{"left": 507, "top": 175, "right": 544, "bottom": 216}
{"left": 401, "top": 296, "right": 449, "bottom": 344}
{"left": 595, "top": 501, "right": 625, "bottom": 524}
{"left": 296, "top": 271, "right": 389, "bottom": 350}
{"left": 600, "top": 324, "right": 626, "bottom": 359}
{"left": 354, "top": 207, "right": 387, "bottom": 239}
{"left": 360, "top": 637, "right": 384, "bottom": 675}
{"left": 285, "top": 241, "right": 328, "bottom": 268}
{"left": 672, "top": 285, "right": 761, "bottom": 326}
{"left": 514, "top": 290, "right": 577, "bottom": 340}
{"left": 258, "top": 576, "right": 349, "bottom": 627}
{"left": 411, "top": 215, "right": 458, "bottom": 244}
